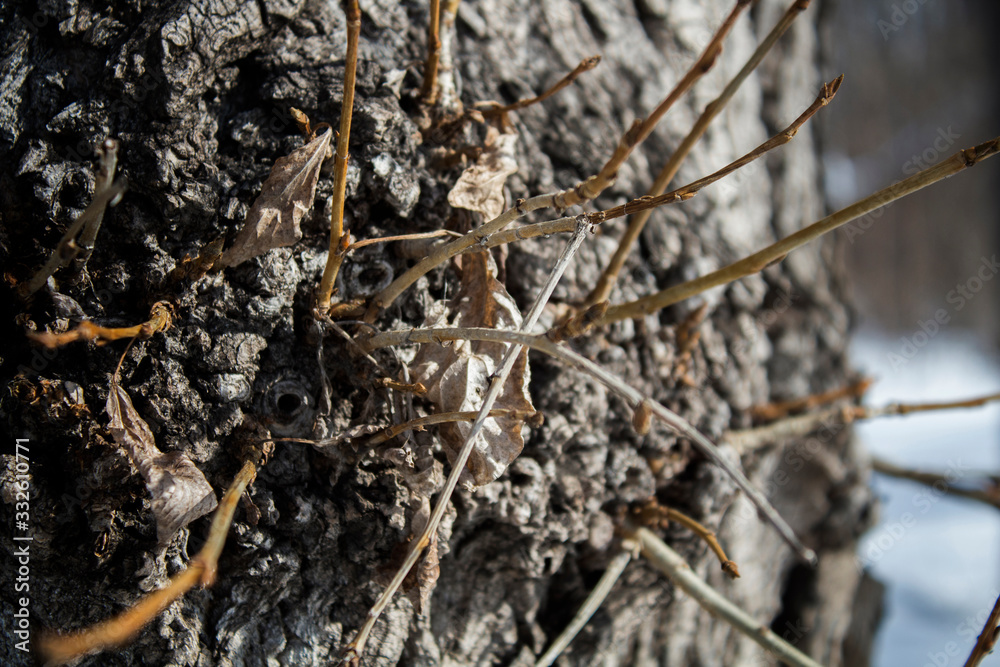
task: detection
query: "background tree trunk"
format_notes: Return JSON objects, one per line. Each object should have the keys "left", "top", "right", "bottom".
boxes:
{"left": 1, "top": 0, "right": 878, "bottom": 665}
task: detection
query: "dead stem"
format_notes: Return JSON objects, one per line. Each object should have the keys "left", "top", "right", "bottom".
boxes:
{"left": 625, "top": 524, "right": 825, "bottom": 667}
{"left": 367, "top": 0, "right": 749, "bottom": 317}
{"left": 315, "top": 0, "right": 361, "bottom": 314}
{"left": 360, "top": 325, "right": 817, "bottom": 564}
{"left": 27, "top": 301, "right": 173, "bottom": 349}
{"left": 587, "top": 0, "right": 811, "bottom": 305}
{"left": 664, "top": 507, "right": 740, "bottom": 578}
{"left": 366, "top": 408, "right": 538, "bottom": 445}
{"left": 420, "top": 0, "right": 443, "bottom": 103}
{"left": 465, "top": 77, "right": 842, "bottom": 257}
{"left": 551, "top": 0, "right": 752, "bottom": 210}
{"left": 964, "top": 594, "right": 1000, "bottom": 667}
{"left": 345, "top": 220, "right": 595, "bottom": 663}
{"left": 597, "top": 136, "right": 1000, "bottom": 327}
{"left": 479, "top": 55, "right": 602, "bottom": 118}
{"left": 871, "top": 458, "right": 1000, "bottom": 511}
{"left": 22, "top": 140, "right": 125, "bottom": 298}
{"left": 534, "top": 541, "right": 637, "bottom": 667}
{"left": 750, "top": 378, "right": 873, "bottom": 421}
{"left": 724, "top": 390, "right": 1000, "bottom": 454}
{"left": 39, "top": 455, "right": 264, "bottom": 664}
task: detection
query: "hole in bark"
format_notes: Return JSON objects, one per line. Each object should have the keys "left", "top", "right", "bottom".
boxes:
{"left": 276, "top": 392, "right": 302, "bottom": 416}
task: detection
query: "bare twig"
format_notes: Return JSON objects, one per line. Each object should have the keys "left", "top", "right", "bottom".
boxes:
{"left": 597, "top": 136, "right": 1000, "bottom": 326}
{"left": 725, "top": 390, "right": 1000, "bottom": 453}
{"left": 871, "top": 458, "right": 1000, "bottom": 511}
{"left": 534, "top": 541, "right": 637, "bottom": 667}
{"left": 420, "top": 0, "right": 443, "bottom": 103}
{"left": 361, "top": 325, "right": 817, "bottom": 564}
{"left": 367, "top": 0, "right": 751, "bottom": 316}
{"left": 316, "top": 0, "right": 361, "bottom": 314}
{"left": 366, "top": 408, "right": 538, "bottom": 446}
{"left": 461, "top": 78, "right": 842, "bottom": 256}
{"left": 23, "top": 140, "right": 125, "bottom": 297}
{"left": 345, "top": 219, "right": 597, "bottom": 662}
{"left": 964, "top": 594, "right": 1000, "bottom": 667}
{"left": 626, "top": 524, "right": 825, "bottom": 667}
{"left": 587, "top": 0, "right": 811, "bottom": 305}
{"left": 750, "top": 378, "right": 873, "bottom": 421}
{"left": 39, "top": 451, "right": 266, "bottom": 664}
{"left": 27, "top": 301, "right": 173, "bottom": 349}
{"left": 550, "top": 0, "right": 752, "bottom": 210}
{"left": 664, "top": 508, "right": 740, "bottom": 578}
{"left": 479, "top": 56, "right": 602, "bottom": 117}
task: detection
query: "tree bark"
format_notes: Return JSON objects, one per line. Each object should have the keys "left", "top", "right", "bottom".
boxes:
{"left": 0, "top": 0, "right": 877, "bottom": 665}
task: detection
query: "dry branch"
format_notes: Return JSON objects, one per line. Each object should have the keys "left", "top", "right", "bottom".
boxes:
{"left": 316, "top": 0, "right": 361, "bottom": 313}
{"left": 587, "top": 0, "right": 811, "bottom": 305}
{"left": 596, "top": 136, "right": 1000, "bottom": 326}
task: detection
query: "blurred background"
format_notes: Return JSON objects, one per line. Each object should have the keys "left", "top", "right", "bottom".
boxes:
{"left": 820, "top": 1, "right": 1000, "bottom": 665}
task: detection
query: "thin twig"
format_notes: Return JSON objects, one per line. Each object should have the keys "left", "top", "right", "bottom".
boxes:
{"left": 23, "top": 142, "right": 125, "bottom": 297}
{"left": 480, "top": 56, "right": 602, "bottom": 117}
{"left": 534, "top": 541, "right": 637, "bottom": 667}
{"left": 39, "top": 454, "right": 264, "bottom": 664}
{"left": 750, "top": 378, "right": 872, "bottom": 421}
{"left": 361, "top": 326, "right": 816, "bottom": 564}
{"left": 596, "top": 136, "right": 1000, "bottom": 327}
{"left": 367, "top": 0, "right": 750, "bottom": 316}
{"left": 587, "top": 0, "right": 811, "bottom": 305}
{"left": 462, "top": 78, "right": 842, "bottom": 256}
{"left": 420, "top": 0, "right": 443, "bottom": 103}
{"left": 964, "top": 594, "right": 1000, "bottom": 667}
{"left": 626, "top": 524, "right": 825, "bottom": 667}
{"left": 550, "top": 0, "right": 752, "bottom": 210}
{"left": 366, "top": 408, "right": 538, "bottom": 445}
{"left": 345, "top": 220, "right": 597, "bottom": 662}
{"left": 27, "top": 301, "right": 173, "bottom": 349}
{"left": 871, "top": 458, "right": 1000, "bottom": 511}
{"left": 346, "top": 229, "right": 460, "bottom": 252}
{"left": 664, "top": 508, "right": 740, "bottom": 578}
{"left": 316, "top": 0, "right": 361, "bottom": 314}
{"left": 72, "top": 138, "right": 121, "bottom": 275}
{"left": 725, "top": 390, "right": 1000, "bottom": 453}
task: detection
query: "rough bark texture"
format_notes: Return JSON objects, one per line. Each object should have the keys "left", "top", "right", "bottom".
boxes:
{"left": 1, "top": 0, "right": 877, "bottom": 665}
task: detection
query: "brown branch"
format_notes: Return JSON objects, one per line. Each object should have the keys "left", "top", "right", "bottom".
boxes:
{"left": 39, "top": 451, "right": 266, "bottom": 664}
{"left": 587, "top": 0, "right": 811, "bottom": 305}
{"left": 420, "top": 0, "right": 443, "bottom": 103}
{"left": 551, "top": 0, "right": 752, "bottom": 210}
{"left": 596, "top": 135, "right": 1000, "bottom": 327}
{"left": 467, "top": 77, "right": 842, "bottom": 257}
{"left": 479, "top": 55, "right": 601, "bottom": 117}
{"left": 964, "top": 594, "right": 1000, "bottom": 667}
{"left": 27, "top": 301, "right": 174, "bottom": 349}
{"left": 750, "top": 378, "right": 873, "bottom": 421}
{"left": 871, "top": 458, "right": 1000, "bottom": 511}
{"left": 315, "top": 0, "right": 361, "bottom": 314}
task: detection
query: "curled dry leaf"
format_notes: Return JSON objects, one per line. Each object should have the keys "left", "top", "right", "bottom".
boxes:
{"left": 411, "top": 252, "right": 534, "bottom": 485}
{"left": 447, "top": 127, "right": 519, "bottom": 222}
{"left": 217, "top": 128, "right": 332, "bottom": 268}
{"left": 107, "top": 378, "right": 217, "bottom": 545}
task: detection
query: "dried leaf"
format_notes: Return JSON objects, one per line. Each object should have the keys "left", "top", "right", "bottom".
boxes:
{"left": 447, "top": 128, "right": 518, "bottom": 222}
{"left": 218, "top": 129, "right": 332, "bottom": 268}
{"left": 107, "top": 379, "right": 217, "bottom": 545}
{"left": 411, "top": 252, "right": 534, "bottom": 485}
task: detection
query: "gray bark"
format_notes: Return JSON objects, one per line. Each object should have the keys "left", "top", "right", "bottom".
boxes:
{"left": 0, "top": 0, "right": 877, "bottom": 665}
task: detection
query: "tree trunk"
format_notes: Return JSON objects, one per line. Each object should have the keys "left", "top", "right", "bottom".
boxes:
{"left": 0, "top": 0, "right": 877, "bottom": 665}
